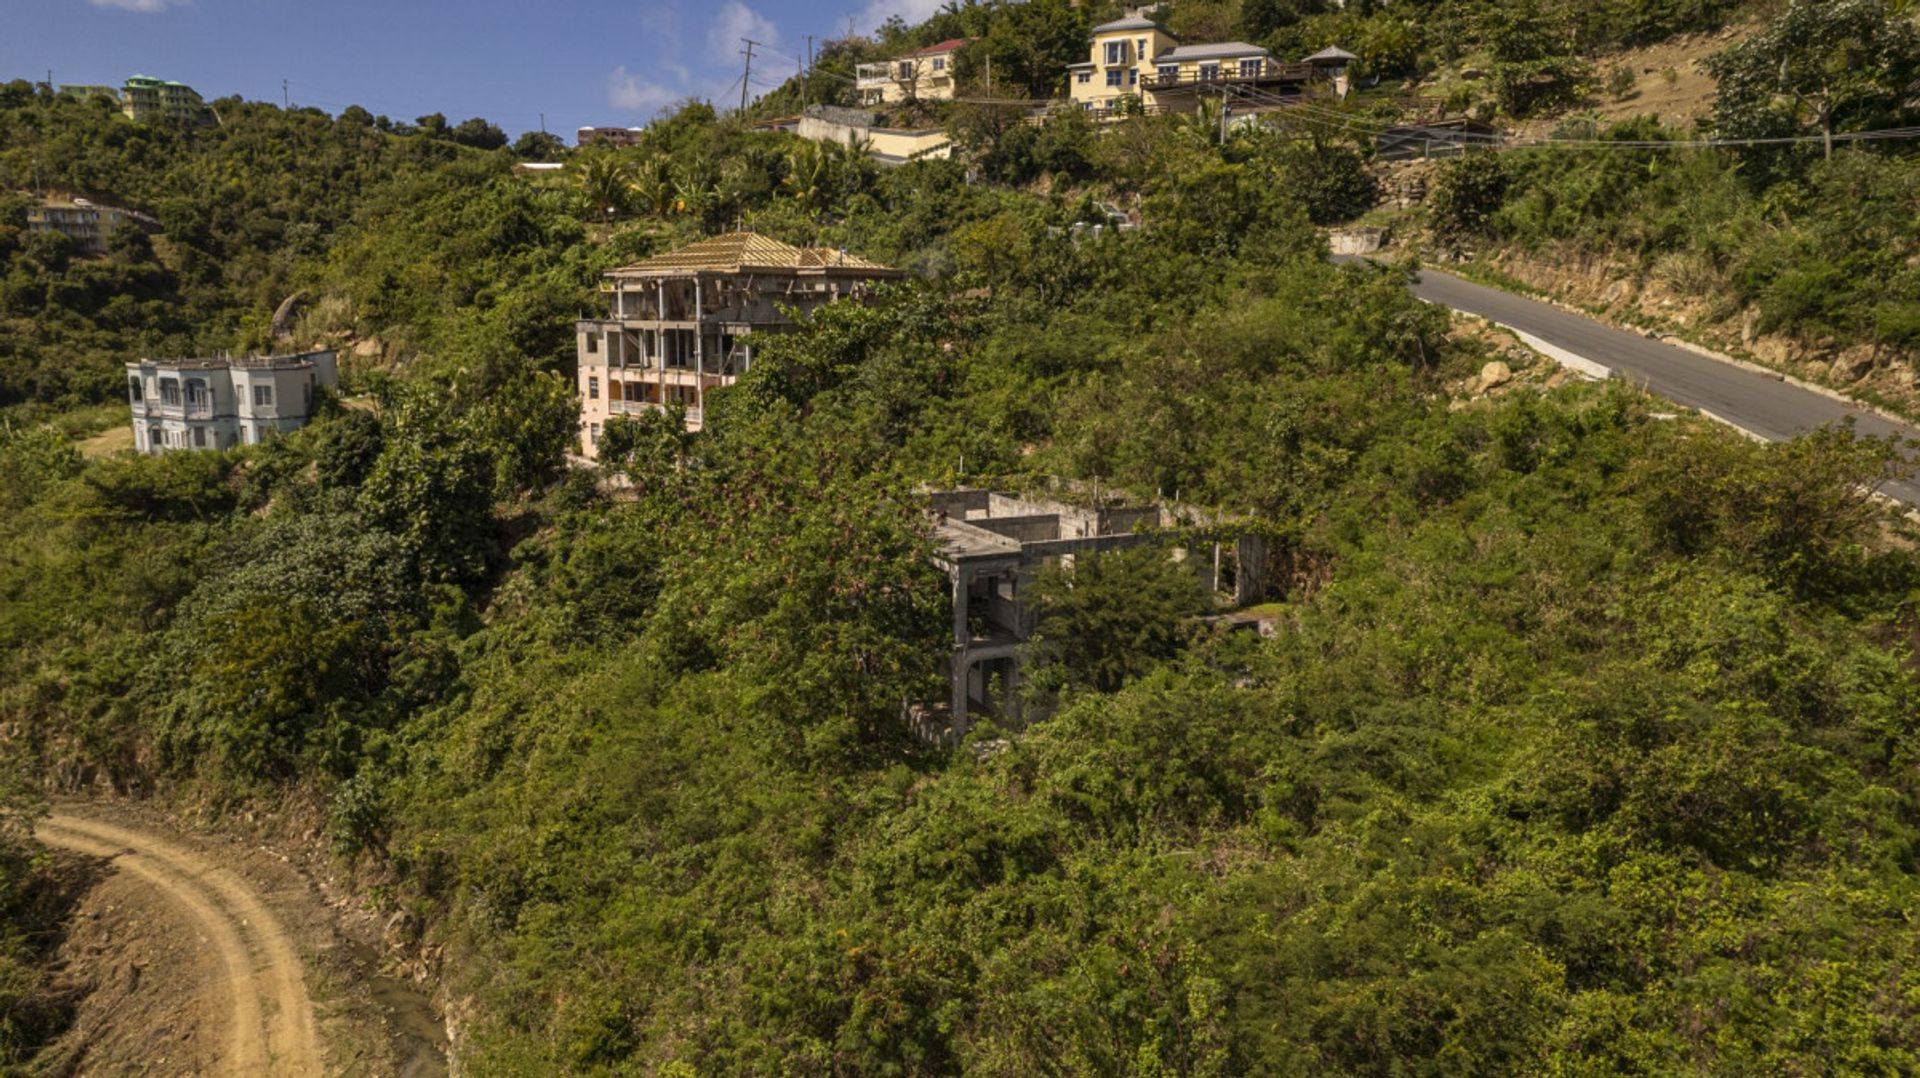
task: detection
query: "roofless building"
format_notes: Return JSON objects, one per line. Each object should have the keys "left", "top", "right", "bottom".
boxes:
{"left": 574, "top": 232, "right": 904, "bottom": 455}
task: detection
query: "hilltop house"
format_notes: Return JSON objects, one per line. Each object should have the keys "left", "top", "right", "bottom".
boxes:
{"left": 574, "top": 232, "right": 904, "bottom": 454}
{"left": 121, "top": 74, "right": 211, "bottom": 124}
{"left": 1066, "top": 13, "right": 1346, "bottom": 119}
{"left": 26, "top": 196, "right": 156, "bottom": 256}
{"left": 577, "top": 125, "right": 645, "bottom": 147}
{"left": 857, "top": 38, "right": 969, "bottom": 106}
{"left": 126, "top": 351, "right": 337, "bottom": 454}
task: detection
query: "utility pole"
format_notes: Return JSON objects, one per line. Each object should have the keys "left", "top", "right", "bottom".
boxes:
{"left": 539, "top": 112, "right": 546, "bottom": 134}
{"left": 805, "top": 35, "right": 815, "bottom": 106}
{"left": 282, "top": 79, "right": 290, "bottom": 110}
{"left": 739, "top": 38, "right": 756, "bottom": 113}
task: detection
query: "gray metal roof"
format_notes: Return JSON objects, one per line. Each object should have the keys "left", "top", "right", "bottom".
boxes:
{"left": 1158, "top": 41, "right": 1269, "bottom": 62}
{"left": 1305, "top": 46, "right": 1359, "bottom": 62}
{"left": 1091, "top": 16, "right": 1161, "bottom": 32}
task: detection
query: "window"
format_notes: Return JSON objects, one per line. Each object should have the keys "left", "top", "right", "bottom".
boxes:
{"left": 159, "top": 378, "right": 180, "bottom": 406}
{"left": 585, "top": 333, "right": 598, "bottom": 354}
{"left": 1239, "top": 58, "right": 1263, "bottom": 78}
{"left": 1106, "top": 69, "right": 1124, "bottom": 87}
{"left": 186, "top": 379, "right": 208, "bottom": 408}
{"left": 589, "top": 423, "right": 601, "bottom": 444}
{"left": 1076, "top": 71, "right": 1091, "bottom": 84}
{"left": 897, "top": 61, "right": 914, "bottom": 81}
{"left": 253, "top": 384, "right": 273, "bottom": 407}
{"left": 128, "top": 378, "right": 142, "bottom": 402}
{"left": 932, "top": 57, "right": 946, "bottom": 72}
{"left": 588, "top": 375, "right": 600, "bottom": 400}
{"left": 1158, "top": 63, "right": 1179, "bottom": 82}
{"left": 1128, "top": 68, "right": 1138, "bottom": 86}
{"left": 192, "top": 426, "right": 206, "bottom": 448}
{"left": 1199, "top": 62, "right": 1221, "bottom": 81}
{"left": 1105, "top": 40, "right": 1127, "bottom": 65}
{"left": 1136, "top": 37, "right": 1147, "bottom": 59}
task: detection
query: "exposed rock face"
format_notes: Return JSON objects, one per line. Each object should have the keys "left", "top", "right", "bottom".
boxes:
{"left": 270, "top": 291, "right": 308, "bottom": 341}
{"left": 1475, "top": 247, "right": 1920, "bottom": 415}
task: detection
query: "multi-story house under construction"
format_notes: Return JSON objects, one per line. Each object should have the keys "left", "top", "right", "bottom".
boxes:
{"left": 574, "top": 231, "right": 904, "bottom": 455}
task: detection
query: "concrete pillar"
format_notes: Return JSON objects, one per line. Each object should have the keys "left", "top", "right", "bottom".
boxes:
{"left": 950, "top": 651, "right": 971, "bottom": 735}
{"left": 1235, "top": 534, "right": 1268, "bottom": 606}
{"left": 693, "top": 276, "right": 705, "bottom": 419}
{"left": 951, "top": 567, "right": 970, "bottom": 647}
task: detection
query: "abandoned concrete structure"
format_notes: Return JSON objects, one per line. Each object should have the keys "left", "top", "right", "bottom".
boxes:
{"left": 927, "top": 489, "right": 1268, "bottom": 736}
{"left": 574, "top": 232, "right": 904, "bottom": 454}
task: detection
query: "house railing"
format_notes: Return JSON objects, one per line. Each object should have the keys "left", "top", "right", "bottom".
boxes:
{"left": 1140, "top": 62, "right": 1313, "bottom": 92}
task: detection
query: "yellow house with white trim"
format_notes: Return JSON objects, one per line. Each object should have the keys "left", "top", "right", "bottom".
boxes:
{"left": 1066, "top": 15, "right": 1177, "bottom": 116}
{"left": 1066, "top": 14, "right": 1328, "bottom": 119}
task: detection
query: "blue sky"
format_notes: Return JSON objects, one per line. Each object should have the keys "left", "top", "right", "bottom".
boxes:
{"left": 2, "top": 0, "right": 939, "bottom": 138}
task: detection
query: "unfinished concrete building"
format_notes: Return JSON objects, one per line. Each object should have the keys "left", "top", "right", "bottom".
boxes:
{"left": 926, "top": 489, "right": 1269, "bottom": 737}
{"left": 575, "top": 232, "right": 904, "bottom": 455}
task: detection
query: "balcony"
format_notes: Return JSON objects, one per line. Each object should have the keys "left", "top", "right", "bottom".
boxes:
{"left": 1140, "top": 61, "right": 1313, "bottom": 93}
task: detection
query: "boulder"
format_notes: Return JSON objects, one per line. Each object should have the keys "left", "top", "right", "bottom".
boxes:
{"left": 1479, "top": 360, "right": 1513, "bottom": 389}
{"left": 269, "top": 290, "right": 307, "bottom": 341}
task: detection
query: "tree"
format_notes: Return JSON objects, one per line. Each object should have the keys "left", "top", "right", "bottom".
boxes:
{"left": 1707, "top": 0, "right": 1920, "bottom": 159}
{"left": 451, "top": 117, "right": 508, "bottom": 151}
{"left": 511, "top": 130, "right": 566, "bottom": 160}
{"left": 1026, "top": 543, "right": 1209, "bottom": 696}
{"left": 573, "top": 150, "right": 632, "bottom": 219}
{"left": 1241, "top": 0, "right": 1326, "bottom": 40}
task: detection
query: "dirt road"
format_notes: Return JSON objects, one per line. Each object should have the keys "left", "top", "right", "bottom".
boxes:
{"left": 36, "top": 812, "right": 324, "bottom": 1076}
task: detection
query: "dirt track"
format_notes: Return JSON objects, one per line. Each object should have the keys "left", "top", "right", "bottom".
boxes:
{"left": 36, "top": 812, "right": 324, "bottom": 1076}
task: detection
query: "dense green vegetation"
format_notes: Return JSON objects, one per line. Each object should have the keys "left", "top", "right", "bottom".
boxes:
{"left": 1425, "top": 0, "right": 1920, "bottom": 361}
{"left": 6, "top": 0, "right": 1920, "bottom": 1070}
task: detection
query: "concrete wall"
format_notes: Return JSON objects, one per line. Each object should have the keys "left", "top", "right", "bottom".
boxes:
{"left": 797, "top": 113, "right": 950, "bottom": 161}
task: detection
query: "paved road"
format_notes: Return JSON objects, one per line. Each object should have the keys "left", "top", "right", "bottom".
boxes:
{"left": 1395, "top": 264, "right": 1920, "bottom": 506}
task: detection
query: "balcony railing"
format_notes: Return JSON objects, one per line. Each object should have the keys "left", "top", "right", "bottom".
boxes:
{"left": 1140, "top": 62, "right": 1313, "bottom": 92}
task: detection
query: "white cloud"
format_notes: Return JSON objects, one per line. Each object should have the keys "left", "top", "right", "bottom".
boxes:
{"left": 87, "top": 0, "right": 184, "bottom": 11}
{"left": 858, "top": 0, "right": 944, "bottom": 34}
{"left": 707, "top": 1, "right": 778, "bottom": 66}
{"left": 607, "top": 66, "right": 684, "bottom": 116}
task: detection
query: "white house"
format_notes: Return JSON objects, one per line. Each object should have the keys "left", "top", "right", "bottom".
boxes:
{"left": 126, "top": 350, "right": 338, "bottom": 454}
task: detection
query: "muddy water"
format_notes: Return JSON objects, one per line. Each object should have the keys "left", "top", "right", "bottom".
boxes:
{"left": 349, "top": 940, "right": 452, "bottom": 1077}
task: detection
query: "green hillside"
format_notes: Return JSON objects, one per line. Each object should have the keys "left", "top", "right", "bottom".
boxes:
{"left": 5, "top": 0, "right": 1920, "bottom": 1070}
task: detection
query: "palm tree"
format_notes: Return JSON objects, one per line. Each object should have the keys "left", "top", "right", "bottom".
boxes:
{"left": 783, "top": 140, "right": 835, "bottom": 216}
{"left": 628, "top": 155, "right": 675, "bottom": 217}
{"left": 574, "top": 151, "right": 632, "bottom": 220}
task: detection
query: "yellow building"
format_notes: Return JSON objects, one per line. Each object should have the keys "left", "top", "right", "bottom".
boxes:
{"left": 1067, "top": 14, "right": 1324, "bottom": 119}
{"left": 856, "top": 38, "right": 969, "bottom": 106}
{"left": 1066, "top": 15, "right": 1177, "bottom": 116}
